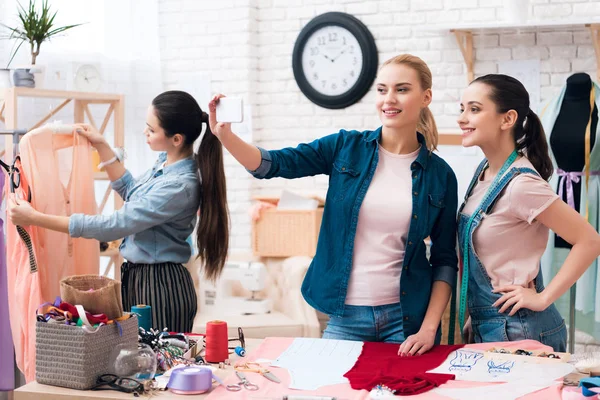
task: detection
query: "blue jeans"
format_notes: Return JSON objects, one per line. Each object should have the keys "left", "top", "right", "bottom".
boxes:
{"left": 322, "top": 303, "right": 405, "bottom": 343}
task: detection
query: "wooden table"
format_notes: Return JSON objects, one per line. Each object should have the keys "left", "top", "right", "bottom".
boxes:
{"left": 14, "top": 339, "right": 262, "bottom": 400}
{"left": 14, "top": 337, "right": 584, "bottom": 400}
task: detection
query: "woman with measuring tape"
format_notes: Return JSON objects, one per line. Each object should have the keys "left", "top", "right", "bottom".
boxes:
{"left": 456, "top": 74, "right": 600, "bottom": 352}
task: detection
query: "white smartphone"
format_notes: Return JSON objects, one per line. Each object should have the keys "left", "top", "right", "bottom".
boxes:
{"left": 216, "top": 97, "right": 244, "bottom": 123}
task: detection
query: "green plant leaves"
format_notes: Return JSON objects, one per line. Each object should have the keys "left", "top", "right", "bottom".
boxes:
{"left": 0, "top": 0, "right": 83, "bottom": 67}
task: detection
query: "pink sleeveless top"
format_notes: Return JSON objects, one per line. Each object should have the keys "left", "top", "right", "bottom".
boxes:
{"left": 6, "top": 125, "right": 99, "bottom": 382}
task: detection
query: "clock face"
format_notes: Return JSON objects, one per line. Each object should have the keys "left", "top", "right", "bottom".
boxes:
{"left": 75, "top": 64, "right": 102, "bottom": 92}
{"left": 301, "top": 26, "right": 363, "bottom": 97}
{"left": 292, "top": 12, "right": 378, "bottom": 109}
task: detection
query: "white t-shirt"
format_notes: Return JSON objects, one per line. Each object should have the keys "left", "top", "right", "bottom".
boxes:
{"left": 345, "top": 144, "right": 419, "bottom": 306}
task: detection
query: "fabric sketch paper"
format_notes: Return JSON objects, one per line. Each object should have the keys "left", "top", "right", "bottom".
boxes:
{"left": 271, "top": 338, "right": 363, "bottom": 390}
{"left": 427, "top": 349, "right": 574, "bottom": 384}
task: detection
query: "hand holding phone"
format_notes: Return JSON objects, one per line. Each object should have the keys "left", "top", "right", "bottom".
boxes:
{"left": 216, "top": 97, "right": 243, "bottom": 123}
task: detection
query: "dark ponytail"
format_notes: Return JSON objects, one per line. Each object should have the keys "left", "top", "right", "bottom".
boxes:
{"left": 521, "top": 109, "right": 553, "bottom": 181}
{"left": 472, "top": 74, "right": 553, "bottom": 180}
{"left": 152, "top": 91, "right": 229, "bottom": 282}
{"left": 197, "top": 112, "right": 229, "bottom": 282}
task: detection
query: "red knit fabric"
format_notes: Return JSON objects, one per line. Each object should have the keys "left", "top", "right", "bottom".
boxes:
{"left": 344, "top": 342, "right": 464, "bottom": 395}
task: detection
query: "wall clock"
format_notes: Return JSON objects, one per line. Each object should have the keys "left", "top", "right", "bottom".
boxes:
{"left": 73, "top": 63, "right": 103, "bottom": 92}
{"left": 292, "top": 12, "right": 378, "bottom": 109}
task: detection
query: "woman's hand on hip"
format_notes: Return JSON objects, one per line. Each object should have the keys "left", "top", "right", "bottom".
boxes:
{"left": 8, "top": 197, "right": 39, "bottom": 226}
{"left": 398, "top": 327, "right": 436, "bottom": 356}
{"left": 74, "top": 123, "right": 107, "bottom": 147}
{"left": 208, "top": 94, "right": 233, "bottom": 140}
{"left": 492, "top": 285, "right": 550, "bottom": 316}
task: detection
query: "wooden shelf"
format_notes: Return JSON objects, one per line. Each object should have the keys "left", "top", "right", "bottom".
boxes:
{"left": 94, "top": 171, "right": 110, "bottom": 180}
{"left": 420, "top": 18, "right": 600, "bottom": 33}
{"left": 9, "top": 87, "right": 122, "bottom": 102}
{"left": 100, "top": 248, "right": 120, "bottom": 257}
{"left": 0, "top": 87, "right": 125, "bottom": 278}
{"left": 438, "top": 132, "right": 463, "bottom": 146}
{"left": 419, "top": 19, "right": 600, "bottom": 83}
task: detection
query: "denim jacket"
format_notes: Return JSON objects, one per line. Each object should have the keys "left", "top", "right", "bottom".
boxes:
{"left": 69, "top": 153, "right": 201, "bottom": 264}
{"left": 249, "top": 128, "right": 458, "bottom": 337}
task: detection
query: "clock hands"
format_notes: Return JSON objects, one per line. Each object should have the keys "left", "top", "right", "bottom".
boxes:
{"left": 319, "top": 47, "right": 350, "bottom": 64}
{"left": 332, "top": 47, "right": 349, "bottom": 62}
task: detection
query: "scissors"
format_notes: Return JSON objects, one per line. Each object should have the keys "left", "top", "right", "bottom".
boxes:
{"left": 225, "top": 371, "right": 259, "bottom": 391}
{"left": 234, "top": 361, "right": 281, "bottom": 383}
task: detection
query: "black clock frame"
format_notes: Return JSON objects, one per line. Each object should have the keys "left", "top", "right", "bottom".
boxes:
{"left": 292, "top": 12, "right": 378, "bottom": 110}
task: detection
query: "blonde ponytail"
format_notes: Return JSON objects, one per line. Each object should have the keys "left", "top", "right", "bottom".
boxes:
{"left": 418, "top": 106, "right": 438, "bottom": 151}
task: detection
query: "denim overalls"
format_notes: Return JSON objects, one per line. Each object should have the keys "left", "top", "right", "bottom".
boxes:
{"left": 459, "top": 160, "right": 567, "bottom": 352}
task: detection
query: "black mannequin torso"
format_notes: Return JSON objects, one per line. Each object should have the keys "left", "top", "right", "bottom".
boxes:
{"left": 550, "top": 73, "right": 598, "bottom": 249}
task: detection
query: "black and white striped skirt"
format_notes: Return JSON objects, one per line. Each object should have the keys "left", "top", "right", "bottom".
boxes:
{"left": 121, "top": 262, "right": 198, "bottom": 333}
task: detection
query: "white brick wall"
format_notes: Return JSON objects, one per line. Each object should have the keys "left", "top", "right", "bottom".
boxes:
{"left": 158, "top": 0, "right": 600, "bottom": 251}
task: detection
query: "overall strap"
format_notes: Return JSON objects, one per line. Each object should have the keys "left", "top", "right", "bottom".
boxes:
{"left": 450, "top": 154, "right": 523, "bottom": 344}
{"left": 480, "top": 167, "right": 539, "bottom": 215}
{"left": 459, "top": 158, "right": 489, "bottom": 213}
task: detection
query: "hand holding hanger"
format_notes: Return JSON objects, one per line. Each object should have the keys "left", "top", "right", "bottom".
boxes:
{"left": 7, "top": 196, "right": 38, "bottom": 227}
{"left": 74, "top": 123, "right": 107, "bottom": 147}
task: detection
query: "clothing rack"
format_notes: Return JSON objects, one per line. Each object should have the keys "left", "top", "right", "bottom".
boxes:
{"left": 0, "top": 129, "right": 27, "bottom": 396}
{"left": 0, "top": 129, "right": 27, "bottom": 160}
{"left": 0, "top": 89, "right": 125, "bottom": 395}
{"left": 0, "top": 88, "right": 125, "bottom": 278}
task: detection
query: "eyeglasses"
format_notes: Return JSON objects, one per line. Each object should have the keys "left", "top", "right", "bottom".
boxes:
{"left": 91, "top": 374, "right": 144, "bottom": 394}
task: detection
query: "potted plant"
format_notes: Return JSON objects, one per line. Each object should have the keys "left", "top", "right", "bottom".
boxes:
{"left": 1, "top": 0, "right": 82, "bottom": 88}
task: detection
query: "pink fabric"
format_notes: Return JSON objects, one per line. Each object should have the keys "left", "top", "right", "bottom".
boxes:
{"left": 249, "top": 201, "right": 276, "bottom": 222}
{"left": 461, "top": 157, "right": 559, "bottom": 290}
{"left": 346, "top": 145, "right": 419, "bottom": 306}
{"left": 205, "top": 338, "right": 569, "bottom": 399}
{"left": 6, "top": 125, "right": 99, "bottom": 382}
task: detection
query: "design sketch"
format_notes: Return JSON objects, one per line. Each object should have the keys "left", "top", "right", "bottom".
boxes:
{"left": 487, "top": 360, "right": 515, "bottom": 376}
{"left": 448, "top": 350, "right": 484, "bottom": 372}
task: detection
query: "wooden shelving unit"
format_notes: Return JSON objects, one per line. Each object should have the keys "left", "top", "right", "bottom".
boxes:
{"left": 420, "top": 19, "right": 600, "bottom": 83}
{"left": 0, "top": 87, "right": 125, "bottom": 278}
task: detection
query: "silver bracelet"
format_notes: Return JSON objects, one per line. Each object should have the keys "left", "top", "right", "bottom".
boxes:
{"left": 98, "top": 147, "right": 126, "bottom": 169}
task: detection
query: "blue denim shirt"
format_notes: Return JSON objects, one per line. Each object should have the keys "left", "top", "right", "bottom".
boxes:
{"left": 69, "top": 153, "right": 201, "bottom": 264}
{"left": 249, "top": 128, "right": 458, "bottom": 338}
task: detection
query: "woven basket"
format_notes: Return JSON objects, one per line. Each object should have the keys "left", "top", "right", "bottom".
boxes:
{"left": 60, "top": 275, "right": 123, "bottom": 320}
{"left": 35, "top": 314, "right": 138, "bottom": 390}
{"left": 252, "top": 207, "right": 324, "bottom": 257}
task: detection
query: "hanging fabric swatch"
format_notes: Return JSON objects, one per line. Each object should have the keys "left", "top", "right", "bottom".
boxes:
{"left": 5, "top": 124, "right": 99, "bottom": 382}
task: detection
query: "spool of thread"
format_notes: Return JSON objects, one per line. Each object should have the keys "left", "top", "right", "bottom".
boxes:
{"left": 131, "top": 304, "right": 152, "bottom": 331}
{"left": 234, "top": 346, "right": 246, "bottom": 357}
{"left": 205, "top": 320, "right": 228, "bottom": 363}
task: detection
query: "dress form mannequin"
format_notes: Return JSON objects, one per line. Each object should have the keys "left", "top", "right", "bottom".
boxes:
{"left": 550, "top": 73, "right": 598, "bottom": 249}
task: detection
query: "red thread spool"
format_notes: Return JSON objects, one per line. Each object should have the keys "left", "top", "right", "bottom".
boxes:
{"left": 205, "top": 320, "right": 228, "bottom": 363}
